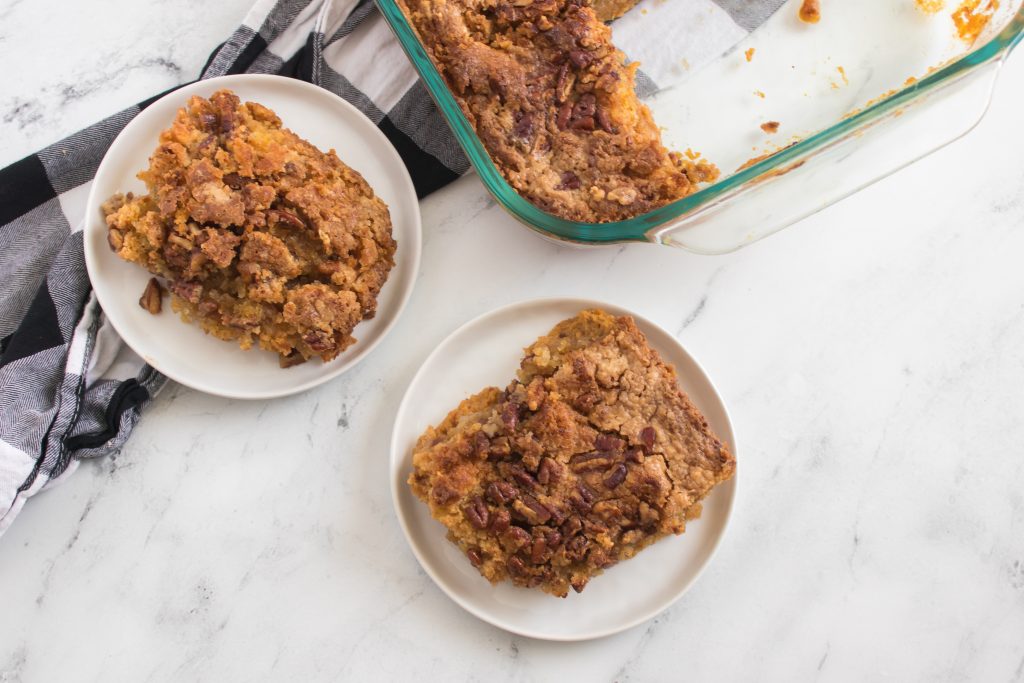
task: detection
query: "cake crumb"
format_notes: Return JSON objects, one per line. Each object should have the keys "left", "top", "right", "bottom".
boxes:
{"left": 754, "top": 90, "right": 767, "bottom": 99}
{"left": 799, "top": 0, "right": 821, "bottom": 23}
{"left": 745, "top": 47, "right": 756, "bottom": 62}
{"left": 760, "top": 121, "right": 780, "bottom": 134}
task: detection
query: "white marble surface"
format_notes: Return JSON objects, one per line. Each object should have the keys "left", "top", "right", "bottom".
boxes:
{"left": 3, "top": 0, "right": 1024, "bottom": 680}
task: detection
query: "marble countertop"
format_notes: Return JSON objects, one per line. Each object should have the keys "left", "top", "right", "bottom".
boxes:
{"left": 2, "top": 0, "right": 1024, "bottom": 680}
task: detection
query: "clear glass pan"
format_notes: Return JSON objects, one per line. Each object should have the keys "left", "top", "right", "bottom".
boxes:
{"left": 378, "top": 0, "right": 1024, "bottom": 252}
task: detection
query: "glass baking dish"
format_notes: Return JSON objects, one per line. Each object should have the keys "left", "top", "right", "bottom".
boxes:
{"left": 378, "top": 0, "right": 1024, "bottom": 253}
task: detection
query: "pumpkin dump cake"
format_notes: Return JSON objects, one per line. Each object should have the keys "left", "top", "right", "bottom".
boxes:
{"left": 396, "top": 0, "right": 718, "bottom": 222}
{"left": 103, "top": 89, "right": 396, "bottom": 367}
{"left": 408, "top": 309, "right": 736, "bottom": 597}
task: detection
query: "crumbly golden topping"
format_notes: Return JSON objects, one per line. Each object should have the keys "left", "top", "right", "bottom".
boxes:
{"left": 397, "top": 0, "right": 718, "bottom": 222}
{"left": 409, "top": 309, "right": 736, "bottom": 597}
{"left": 103, "top": 89, "right": 396, "bottom": 366}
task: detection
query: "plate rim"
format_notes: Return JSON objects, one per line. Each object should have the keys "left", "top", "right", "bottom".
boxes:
{"left": 83, "top": 73, "right": 422, "bottom": 400}
{"left": 389, "top": 296, "right": 738, "bottom": 641}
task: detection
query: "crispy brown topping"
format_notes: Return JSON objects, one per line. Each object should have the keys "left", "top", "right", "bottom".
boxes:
{"left": 513, "top": 112, "right": 535, "bottom": 140}
{"left": 507, "top": 555, "right": 528, "bottom": 576}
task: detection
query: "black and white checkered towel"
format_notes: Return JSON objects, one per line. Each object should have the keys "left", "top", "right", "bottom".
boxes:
{"left": 0, "top": 0, "right": 784, "bottom": 534}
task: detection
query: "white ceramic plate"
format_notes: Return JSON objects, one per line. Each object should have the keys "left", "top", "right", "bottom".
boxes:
{"left": 390, "top": 298, "right": 737, "bottom": 641}
{"left": 84, "top": 74, "right": 421, "bottom": 399}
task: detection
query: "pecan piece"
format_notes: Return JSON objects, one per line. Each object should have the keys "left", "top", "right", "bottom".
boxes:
{"left": 463, "top": 496, "right": 490, "bottom": 530}
{"left": 513, "top": 112, "right": 534, "bottom": 140}
{"left": 504, "top": 525, "right": 532, "bottom": 549}
{"left": 138, "top": 278, "right": 164, "bottom": 315}
{"left": 486, "top": 480, "right": 518, "bottom": 505}
{"left": 430, "top": 483, "right": 459, "bottom": 506}
{"left": 500, "top": 401, "right": 520, "bottom": 432}
{"left": 561, "top": 516, "right": 583, "bottom": 538}
{"left": 536, "top": 457, "right": 561, "bottom": 486}
{"left": 573, "top": 92, "right": 597, "bottom": 119}
{"left": 513, "top": 494, "right": 552, "bottom": 524}
{"left": 595, "top": 107, "right": 616, "bottom": 134}
{"left": 510, "top": 467, "right": 537, "bottom": 490}
{"left": 507, "top": 555, "right": 528, "bottom": 577}
{"left": 467, "top": 547, "right": 484, "bottom": 568}
{"left": 595, "top": 434, "right": 625, "bottom": 452}
{"left": 571, "top": 116, "right": 595, "bottom": 131}
{"left": 530, "top": 536, "right": 549, "bottom": 564}
{"left": 557, "top": 171, "right": 581, "bottom": 190}
{"left": 639, "top": 426, "right": 656, "bottom": 451}
{"left": 107, "top": 229, "right": 124, "bottom": 252}
{"left": 489, "top": 508, "right": 511, "bottom": 533}
{"left": 602, "top": 463, "right": 627, "bottom": 489}
{"left": 568, "top": 50, "right": 593, "bottom": 69}
{"left": 278, "top": 351, "right": 307, "bottom": 369}
{"left": 555, "top": 63, "right": 573, "bottom": 104}
{"left": 556, "top": 102, "right": 573, "bottom": 130}
{"left": 626, "top": 447, "right": 645, "bottom": 464}
{"left": 222, "top": 172, "right": 245, "bottom": 190}
{"left": 565, "top": 535, "right": 589, "bottom": 561}
{"left": 570, "top": 451, "right": 615, "bottom": 472}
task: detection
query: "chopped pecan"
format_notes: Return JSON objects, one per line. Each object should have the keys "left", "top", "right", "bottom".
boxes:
{"left": 556, "top": 102, "right": 573, "bottom": 130}
{"left": 639, "top": 426, "right": 656, "bottom": 450}
{"left": 107, "top": 229, "right": 124, "bottom": 252}
{"left": 557, "top": 171, "right": 581, "bottom": 190}
{"left": 463, "top": 496, "right": 490, "bottom": 529}
{"left": 536, "top": 457, "right": 561, "bottom": 486}
{"left": 595, "top": 434, "right": 625, "bottom": 452}
{"left": 500, "top": 401, "right": 520, "bottom": 432}
{"left": 596, "top": 107, "right": 616, "bottom": 134}
{"left": 514, "top": 494, "right": 552, "bottom": 524}
{"left": 431, "top": 483, "right": 460, "bottom": 506}
{"left": 486, "top": 480, "right": 518, "bottom": 505}
{"left": 278, "top": 351, "right": 307, "bottom": 368}
{"left": 510, "top": 467, "right": 537, "bottom": 490}
{"left": 513, "top": 112, "right": 534, "bottom": 140}
{"left": 565, "top": 534, "right": 589, "bottom": 561}
{"left": 573, "top": 92, "right": 597, "bottom": 119}
{"left": 467, "top": 547, "right": 484, "bottom": 568}
{"left": 507, "top": 555, "right": 528, "bottom": 576}
{"left": 571, "top": 116, "right": 595, "bottom": 131}
{"left": 570, "top": 451, "right": 615, "bottom": 472}
{"left": 561, "top": 516, "right": 583, "bottom": 538}
{"left": 625, "top": 447, "right": 645, "bottom": 464}
{"left": 138, "top": 278, "right": 164, "bottom": 315}
{"left": 489, "top": 508, "right": 511, "bottom": 533}
{"left": 504, "top": 525, "right": 532, "bottom": 549}
{"left": 555, "top": 63, "right": 574, "bottom": 104}
{"left": 602, "top": 463, "right": 627, "bottom": 489}
{"left": 568, "top": 50, "right": 593, "bottom": 69}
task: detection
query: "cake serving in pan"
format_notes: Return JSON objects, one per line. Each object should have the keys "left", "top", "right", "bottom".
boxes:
{"left": 408, "top": 309, "right": 736, "bottom": 597}
{"left": 395, "top": 0, "right": 718, "bottom": 223}
{"left": 103, "top": 89, "right": 396, "bottom": 367}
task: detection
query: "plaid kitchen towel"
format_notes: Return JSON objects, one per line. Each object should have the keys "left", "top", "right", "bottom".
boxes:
{"left": 0, "top": 0, "right": 785, "bottom": 535}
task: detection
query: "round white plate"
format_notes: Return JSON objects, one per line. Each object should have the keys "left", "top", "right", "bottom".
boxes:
{"left": 390, "top": 298, "right": 737, "bottom": 641}
{"left": 84, "top": 74, "right": 421, "bottom": 399}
